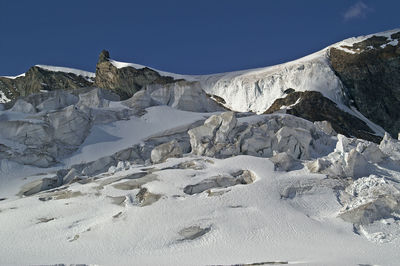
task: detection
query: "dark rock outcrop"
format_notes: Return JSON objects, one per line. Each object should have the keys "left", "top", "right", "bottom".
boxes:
{"left": 264, "top": 91, "right": 381, "bottom": 143}
{"left": 330, "top": 31, "right": 400, "bottom": 138}
{"left": 0, "top": 66, "right": 94, "bottom": 103}
{"left": 94, "top": 50, "right": 179, "bottom": 100}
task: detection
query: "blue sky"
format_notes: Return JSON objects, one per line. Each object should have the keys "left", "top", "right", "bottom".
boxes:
{"left": 1, "top": 0, "right": 399, "bottom": 76}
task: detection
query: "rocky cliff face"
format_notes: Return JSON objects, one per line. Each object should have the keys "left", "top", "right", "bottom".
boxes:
{"left": 264, "top": 91, "right": 381, "bottom": 143}
{"left": 329, "top": 32, "right": 400, "bottom": 138}
{"left": 0, "top": 66, "right": 94, "bottom": 103}
{"left": 94, "top": 50, "right": 179, "bottom": 100}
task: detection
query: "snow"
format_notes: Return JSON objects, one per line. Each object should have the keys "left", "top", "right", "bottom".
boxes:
{"left": 332, "top": 28, "right": 400, "bottom": 52}
{"left": 0, "top": 91, "right": 10, "bottom": 103}
{"left": 0, "top": 73, "right": 25, "bottom": 79}
{"left": 105, "top": 29, "right": 400, "bottom": 137}
{"left": 1, "top": 28, "right": 400, "bottom": 265}
{"left": 381, "top": 39, "right": 399, "bottom": 49}
{"left": 110, "top": 49, "right": 346, "bottom": 116}
{"left": 344, "top": 175, "right": 399, "bottom": 210}
{"left": 109, "top": 59, "right": 199, "bottom": 81}
{"left": 35, "top": 65, "right": 95, "bottom": 81}
{"left": 62, "top": 106, "right": 218, "bottom": 166}
{"left": 1, "top": 154, "right": 399, "bottom": 265}
{"left": 0, "top": 106, "right": 400, "bottom": 265}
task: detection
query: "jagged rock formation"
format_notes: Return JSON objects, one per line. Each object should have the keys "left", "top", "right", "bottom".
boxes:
{"left": 330, "top": 32, "right": 400, "bottom": 138}
{"left": 94, "top": 50, "right": 179, "bottom": 99}
{"left": 264, "top": 91, "right": 381, "bottom": 143}
{"left": 0, "top": 66, "right": 94, "bottom": 103}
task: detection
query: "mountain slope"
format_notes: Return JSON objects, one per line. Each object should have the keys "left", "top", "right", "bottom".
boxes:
{"left": 90, "top": 29, "right": 400, "bottom": 139}
{"left": 1, "top": 28, "right": 399, "bottom": 140}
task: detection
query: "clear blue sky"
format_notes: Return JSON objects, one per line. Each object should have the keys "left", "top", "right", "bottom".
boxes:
{"left": 1, "top": 0, "right": 399, "bottom": 76}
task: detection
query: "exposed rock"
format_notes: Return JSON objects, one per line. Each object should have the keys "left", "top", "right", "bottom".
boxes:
{"left": 94, "top": 50, "right": 178, "bottom": 99}
{"left": 150, "top": 140, "right": 182, "bottom": 164}
{"left": 231, "top": 169, "right": 257, "bottom": 184}
{"left": 206, "top": 93, "right": 226, "bottom": 105}
{"left": 135, "top": 187, "right": 161, "bottom": 206}
{"left": 264, "top": 91, "right": 381, "bottom": 143}
{"left": 0, "top": 65, "right": 93, "bottom": 102}
{"left": 330, "top": 31, "right": 400, "bottom": 138}
{"left": 283, "top": 88, "right": 295, "bottom": 94}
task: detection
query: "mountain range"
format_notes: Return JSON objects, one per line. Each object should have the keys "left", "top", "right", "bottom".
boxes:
{"left": 0, "top": 28, "right": 400, "bottom": 265}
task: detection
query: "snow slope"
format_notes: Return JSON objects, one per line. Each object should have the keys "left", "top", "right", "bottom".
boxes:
{"left": 1, "top": 155, "right": 399, "bottom": 266}
{"left": 1, "top": 29, "right": 400, "bottom": 265}
{"left": 63, "top": 106, "right": 217, "bottom": 166}
{"left": 1, "top": 104, "right": 400, "bottom": 265}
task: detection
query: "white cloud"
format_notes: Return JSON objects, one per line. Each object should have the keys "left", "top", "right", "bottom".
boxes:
{"left": 343, "top": 1, "right": 372, "bottom": 21}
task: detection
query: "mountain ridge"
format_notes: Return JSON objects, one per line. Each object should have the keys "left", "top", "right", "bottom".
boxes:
{"left": 1, "top": 28, "right": 399, "bottom": 139}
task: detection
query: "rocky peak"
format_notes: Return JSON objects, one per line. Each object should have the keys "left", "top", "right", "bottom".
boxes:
{"left": 264, "top": 91, "right": 382, "bottom": 143}
{"left": 329, "top": 30, "right": 400, "bottom": 138}
{"left": 0, "top": 66, "right": 94, "bottom": 104}
{"left": 98, "top": 49, "right": 110, "bottom": 63}
{"left": 94, "top": 50, "right": 180, "bottom": 100}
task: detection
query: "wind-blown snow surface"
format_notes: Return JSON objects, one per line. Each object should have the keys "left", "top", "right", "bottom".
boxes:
{"left": 0, "top": 155, "right": 399, "bottom": 266}
{"left": 0, "top": 106, "right": 400, "bottom": 265}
